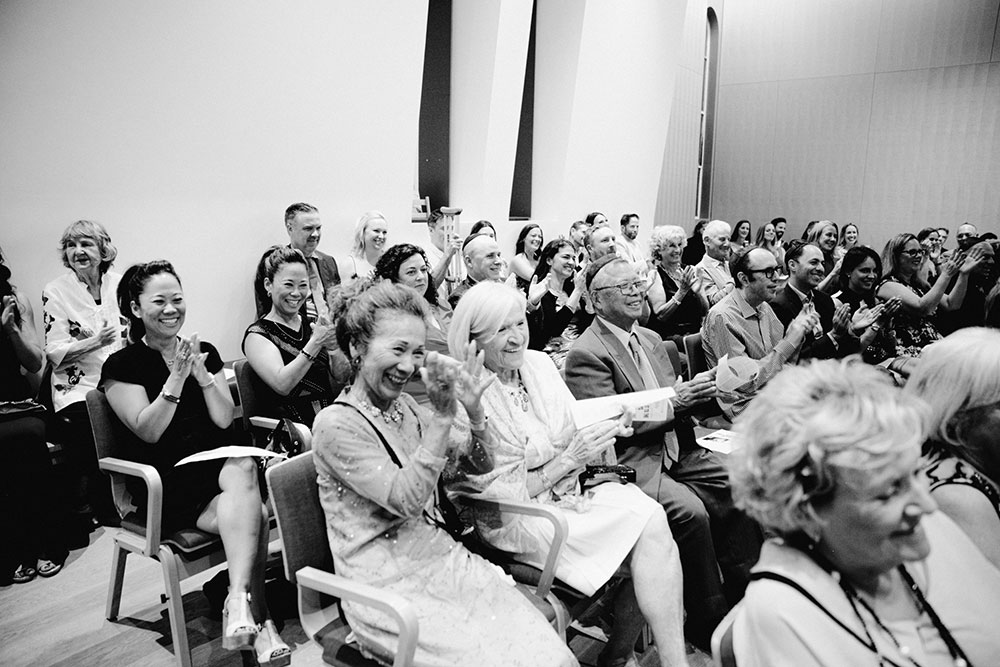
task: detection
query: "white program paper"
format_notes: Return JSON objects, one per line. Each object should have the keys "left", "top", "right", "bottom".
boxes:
{"left": 175, "top": 446, "right": 287, "bottom": 467}
{"left": 571, "top": 387, "right": 678, "bottom": 429}
{"left": 696, "top": 429, "right": 740, "bottom": 455}
{"left": 715, "top": 354, "right": 760, "bottom": 393}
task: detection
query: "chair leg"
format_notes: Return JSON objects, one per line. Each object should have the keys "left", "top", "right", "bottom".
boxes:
{"left": 106, "top": 540, "right": 129, "bottom": 621}
{"left": 159, "top": 547, "right": 193, "bottom": 667}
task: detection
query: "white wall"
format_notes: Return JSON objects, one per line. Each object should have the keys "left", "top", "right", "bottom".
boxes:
{"left": 0, "top": 0, "right": 429, "bottom": 359}
{"left": 710, "top": 0, "right": 1000, "bottom": 250}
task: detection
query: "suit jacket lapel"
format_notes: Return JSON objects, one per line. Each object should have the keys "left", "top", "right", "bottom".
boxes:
{"left": 593, "top": 318, "right": 643, "bottom": 392}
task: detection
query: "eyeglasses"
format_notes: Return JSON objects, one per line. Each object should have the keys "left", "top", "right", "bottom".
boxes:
{"left": 746, "top": 267, "right": 779, "bottom": 279}
{"left": 592, "top": 279, "right": 650, "bottom": 295}
{"left": 900, "top": 248, "right": 927, "bottom": 258}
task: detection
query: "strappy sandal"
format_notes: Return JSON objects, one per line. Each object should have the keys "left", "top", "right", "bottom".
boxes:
{"left": 12, "top": 565, "right": 37, "bottom": 584}
{"left": 254, "top": 619, "right": 292, "bottom": 667}
{"left": 37, "top": 559, "right": 63, "bottom": 578}
{"left": 222, "top": 591, "right": 258, "bottom": 650}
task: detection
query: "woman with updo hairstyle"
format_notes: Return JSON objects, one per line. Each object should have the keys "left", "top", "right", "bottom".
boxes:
{"left": 312, "top": 280, "right": 576, "bottom": 666}
{"left": 646, "top": 224, "right": 708, "bottom": 344}
{"left": 340, "top": 210, "right": 388, "bottom": 288}
{"left": 102, "top": 261, "right": 290, "bottom": 665}
{"left": 525, "top": 239, "right": 588, "bottom": 367}
{"left": 43, "top": 219, "right": 128, "bottom": 527}
{"left": 509, "top": 223, "right": 544, "bottom": 288}
{"left": 728, "top": 358, "right": 1000, "bottom": 666}
{"left": 905, "top": 328, "right": 1000, "bottom": 571}
{"left": 243, "top": 246, "right": 340, "bottom": 425}
{"left": 1, "top": 246, "right": 68, "bottom": 584}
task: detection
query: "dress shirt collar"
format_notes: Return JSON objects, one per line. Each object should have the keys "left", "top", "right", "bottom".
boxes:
{"left": 732, "top": 287, "right": 767, "bottom": 319}
{"left": 597, "top": 316, "right": 640, "bottom": 347}
{"left": 786, "top": 281, "right": 812, "bottom": 303}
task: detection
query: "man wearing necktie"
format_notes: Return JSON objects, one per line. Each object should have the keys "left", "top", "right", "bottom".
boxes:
{"left": 564, "top": 255, "right": 763, "bottom": 651}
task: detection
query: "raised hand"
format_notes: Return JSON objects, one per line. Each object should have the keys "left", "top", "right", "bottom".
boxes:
{"left": 504, "top": 272, "right": 519, "bottom": 289}
{"left": 1, "top": 295, "right": 18, "bottom": 333}
{"left": 186, "top": 333, "right": 213, "bottom": 385}
{"left": 452, "top": 340, "right": 496, "bottom": 421}
{"left": 564, "top": 419, "right": 623, "bottom": 464}
{"left": 879, "top": 296, "right": 902, "bottom": 320}
{"left": 674, "top": 369, "right": 716, "bottom": 409}
{"left": 942, "top": 251, "right": 964, "bottom": 277}
{"left": 309, "top": 313, "right": 338, "bottom": 350}
{"left": 526, "top": 275, "right": 548, "bottom": 306}
{"left": 850, "top": 303, "right": 884, "bottom": 334}
{"left": 959, "top": 245, "right": 987, "bottom": 274}
{"left": 831, "top": 303, "right": 851, "bottom": 336}
{"left": 169, "top": 335, "right": 195, "bottom": 382}
{"left": 96, "top": 320, "right": 118, "bottom": 347}
{"left": 790, "top": 303, "right": 821, "bottom": 338}
{"left": 679, "top": 266, "right": 697, "bottom": 292}
{"left": 420, "top": 351, "right": 460, "bottom": 418}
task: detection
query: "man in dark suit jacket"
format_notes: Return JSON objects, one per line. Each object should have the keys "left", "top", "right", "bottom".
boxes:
{"left": 564, "top": 255, "right": 762, "bottom": 649}
{"left": 253, "top": 202, "right": 341, "bottom": 319}
{"left": 769, "top": 242, "right": 858, "bottom": 360}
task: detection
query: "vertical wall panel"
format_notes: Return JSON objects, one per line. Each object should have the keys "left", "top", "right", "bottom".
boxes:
{"left": 876, "top": 0, "right": 999, "bottom": 72}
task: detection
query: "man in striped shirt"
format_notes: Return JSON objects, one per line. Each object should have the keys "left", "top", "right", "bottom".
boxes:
{"left": 701, "top": 246, "right": 819, "bottom": 419}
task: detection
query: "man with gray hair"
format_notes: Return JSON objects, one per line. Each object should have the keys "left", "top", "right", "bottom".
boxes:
{"left": 695, "top": 219, "right": 735, "bottom": 305}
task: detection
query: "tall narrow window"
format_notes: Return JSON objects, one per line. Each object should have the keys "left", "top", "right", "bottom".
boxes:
{"left": 418, "top": 0, "right": 452, "bottom": 210}
{"left": 509, "top": 0, "right": 536, "bottom": 220}
{"left": 696, "top": 8, "right": 720, "bottom": 218}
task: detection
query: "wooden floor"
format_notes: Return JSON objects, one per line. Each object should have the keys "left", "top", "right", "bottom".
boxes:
{"left": 0, "top": 528, "right": 711, "bottom": 667}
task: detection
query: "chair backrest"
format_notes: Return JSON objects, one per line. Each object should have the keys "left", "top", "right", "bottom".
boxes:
{"left": 684, "top": 333, "right": 707, "bottom": 377}
{"left": 86, "top": 388, "right": 128, "bottom": 461}
{"left": 234, "top": 358, "right": 278, "bottom": 432}
{"left": 711, "top": 601, "right": 740, "bottom": 667}
{"left": 266, "top": 452, "right": 332, "bottom": 585}
{"left": 661, "top": 340, "right": 682, "bottom": 378}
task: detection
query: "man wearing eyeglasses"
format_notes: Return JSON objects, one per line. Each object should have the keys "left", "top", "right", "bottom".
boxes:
{"left": 564, "top": 255, "right": 762, "bottom": 650}
{"left": 702, "top": 247, "right": 819, "bottom": 419}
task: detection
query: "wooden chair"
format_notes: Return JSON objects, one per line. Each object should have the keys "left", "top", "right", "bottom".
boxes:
{"left": 710, "top": 602, "right": 741, "bottom": 667}
{"left": 682, "top": 333, "right": 733, "bottom": 430}
{"left": 233, "top": 358, "right": 312, "bottom": 451}
{"left": 265, "top": 453, "right": 571, "bottom": 666}
{"left": 87, "top": 389, "right": 226, "bottom": 667}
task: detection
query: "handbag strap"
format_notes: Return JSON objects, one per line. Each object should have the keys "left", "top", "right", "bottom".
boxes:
{"left": 333, "top": 401, "right": 402, "bottom": 467}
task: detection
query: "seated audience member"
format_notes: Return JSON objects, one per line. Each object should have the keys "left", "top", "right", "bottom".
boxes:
{"left": 730, "top": 219, "right": 752, "bottom": 249}
{"left": 645, "top": 225, "right": 708, "bottom": 343}
{"left": 243, "top": 247, "right": 340, "bottom": 425}
{"left": 374, "top": 243, "right": 452, "bottom": 404}
{"left": 446, "top": 233, "right": 505, "bottom": 309}
{"left": 584, "top": 223, "right": 618, "bottom": 262}
{"left": 905, "top": 328, "right": 1000, "bottom": 570}
{"left": 2, "top": 249, "right": 67, "bottom": 584}
{"left": 938, "top": 240, "right": 996, "bottom": 335}
{"left": 956, "top": 222, "right": 979, "bottom": 252}
{"left": 988, "top": 280, "right": 1000, "bottom": 328}
{"left": 449, "top": 281, "right": 691, "bottom": 667}
{"left": 804, "top": 220, "right": 840, "bottom": 293}
{"left": 754, "top": 220, "right": 784, "bottom": 269}
{"left": 568, "top": 219, "right": 592, "bottom": 267}
{"left": 831, "top": 246, "right": 902, "bottom": 367}
{"left": 876, "top": 233, "right": 985, "bottom": 359}
{"left": 311, "top": 281, "right": 576, "bottom": 667}
{"left": 469, "top": 219, "right": 508, "bottom": 277}
{"left": 769, "top": 241, "right": 867, "bottom": 361}
{"left": 508, "top": 223, "right": 543, "bottom": 289}
{"left": 339, "top": 210, "right": 388, "bottom": 288}
{"left": 43, "top": 220, "right": 127, "bottom": 528}
{"left": 800, "top": 220, "right": 819, "bottom": 242}
{"left": 423, "top": 208, "right": 465, "bottom": 300}
{"left": 834, "top": 222, "right": 859, "bottom": 261}
{"left": 254, "top": 202, "right": 340, "bottom": 320}
{"left": 525, "top": 239, "right": 588, "bottom": 367}
{"left": 772, "top": 217, "right": 788, "bottom": 246}
{"left": 701, "top": 247, "right": 819, "bottom": 419}
{"left": 615, "top": 213, "right": 644, "bottom": 266}
{"left": 585, "top": 210, "right": 609, "bottom": 227}
{"left": 681, "top": 219, "right": 708, "bottom": 266}
{"left": 103, "top": 261, "right": 290, "bottom": 665}
{"left": 937, "top": 226, "right": 950, "bottom": 253}
{"left": 695, "top": 219, "right": 735, "bottom": 305}
{"left": 729, "top": 358, "right": 1000, "bottom": 667}
{"left": 564, "top": 255, "right": 762, "bottom": 649}
{"left": 916, "top": 227, "right": 943, "bottom": 286}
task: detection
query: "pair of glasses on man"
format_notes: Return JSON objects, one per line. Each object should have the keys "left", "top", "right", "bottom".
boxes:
{"left": 747, "top": 267, "right": 779, "bottom": 279}
{"left": 592, "top": 278, "right": 650, "bottom": 295}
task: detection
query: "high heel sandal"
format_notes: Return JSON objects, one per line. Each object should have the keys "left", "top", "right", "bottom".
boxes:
{"left": 222, "top": 591, "right": 258, "bottom": 650}
{"left": 254, "top": 619, "right": 292, "bottom": 667}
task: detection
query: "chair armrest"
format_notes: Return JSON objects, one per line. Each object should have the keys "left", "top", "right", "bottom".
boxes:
{"left": 296, "top": 566, "right": 418, "bottom": 667}
{"left": 469, "top": 498, "right": 568, "bottom": 599}
{"left": 249, "top": 416, "right": 279, "bottom": 431}
{"left": 98, "top": 456, "right": 164, "bottom": 556}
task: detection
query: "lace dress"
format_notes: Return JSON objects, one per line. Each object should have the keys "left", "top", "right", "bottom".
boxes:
{"left": 312, "top": 391, "right": 576, "bottom": 667}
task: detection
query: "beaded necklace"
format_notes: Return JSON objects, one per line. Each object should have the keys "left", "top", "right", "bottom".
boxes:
{"left": 355, "top": 396, "right": 404, "bottom": 424}
{"left": 500, "top": 372, "right": 529, "bottom": 412}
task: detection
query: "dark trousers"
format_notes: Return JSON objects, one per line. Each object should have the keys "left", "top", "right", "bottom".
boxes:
{"left": 0, "top": 415, "right": 69, "bottom": 577}
{"left": 638, "top": 445, "right": 762, "bottom": 645}
{"left": 55, "top": 401, "right": 116, "bottom": 522}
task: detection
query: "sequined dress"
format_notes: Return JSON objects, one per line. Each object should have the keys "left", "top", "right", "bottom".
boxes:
{"left": 312, "top": 390, "right": 577, "bottom": 667}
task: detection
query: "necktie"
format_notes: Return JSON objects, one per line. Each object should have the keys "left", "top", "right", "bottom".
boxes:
{"left": 628, "top": 333, "right": 679, "bottom": 463}
{"left": 307, "top": 258, "right": 330, "bottom": 322}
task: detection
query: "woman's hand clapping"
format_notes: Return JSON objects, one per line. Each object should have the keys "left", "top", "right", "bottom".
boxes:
{"left": 307, "top": 313, "right": 338, "bottom": 351}
{"left": 564, "top": 416, "right": 633, "bottom": 465}
{"left": 421, "top": 351, "right": 461, "bottom": 419}
{"left": 451, "top": 340, "right": 496, "bottom": 423}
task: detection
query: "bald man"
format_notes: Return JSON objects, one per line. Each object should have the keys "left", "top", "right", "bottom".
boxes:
{"left": 447, "top": 233, "right": 505, "bottom": 308}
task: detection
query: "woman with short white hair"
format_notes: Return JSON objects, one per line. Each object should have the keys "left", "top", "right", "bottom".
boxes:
{"left": 645, "top": 225, "right": 707, "bottom": 344}
{"left": 728, "top": 358, "right": 1000, "bottom": 666}
{"left": 340, "top": 210, "right": 388, "bottom": 287}
{"left": 904, "top": 327, "right": 1000, "bottom": 571}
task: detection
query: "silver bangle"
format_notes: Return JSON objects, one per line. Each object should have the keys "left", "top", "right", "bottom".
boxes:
{"left": 537, "top": 466, "right": 554, "bottom": 490}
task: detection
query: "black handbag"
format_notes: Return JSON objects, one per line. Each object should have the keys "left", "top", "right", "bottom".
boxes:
{"left": 578, "top": 464, "right": 636, "bottom": 492}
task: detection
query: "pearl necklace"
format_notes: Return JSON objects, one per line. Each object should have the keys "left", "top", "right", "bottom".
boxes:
{"left": 356, "top": 397, "right": 404, "bottom": 424}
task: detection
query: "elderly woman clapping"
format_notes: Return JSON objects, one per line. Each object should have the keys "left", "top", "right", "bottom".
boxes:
{"left": 645, "top": 225, "right": 708, "bottom": 344}
{"left": 905, "top": 328, "right": 1000, "bottom": 571}
{"left": 728, "top": 358, "right": 1000, "bottom": 666}
{"left": 449, "top": 281, "right": 690, "bottom": 667}
{"left": 43, "top": 220, "right": 127, "bottom": 527}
